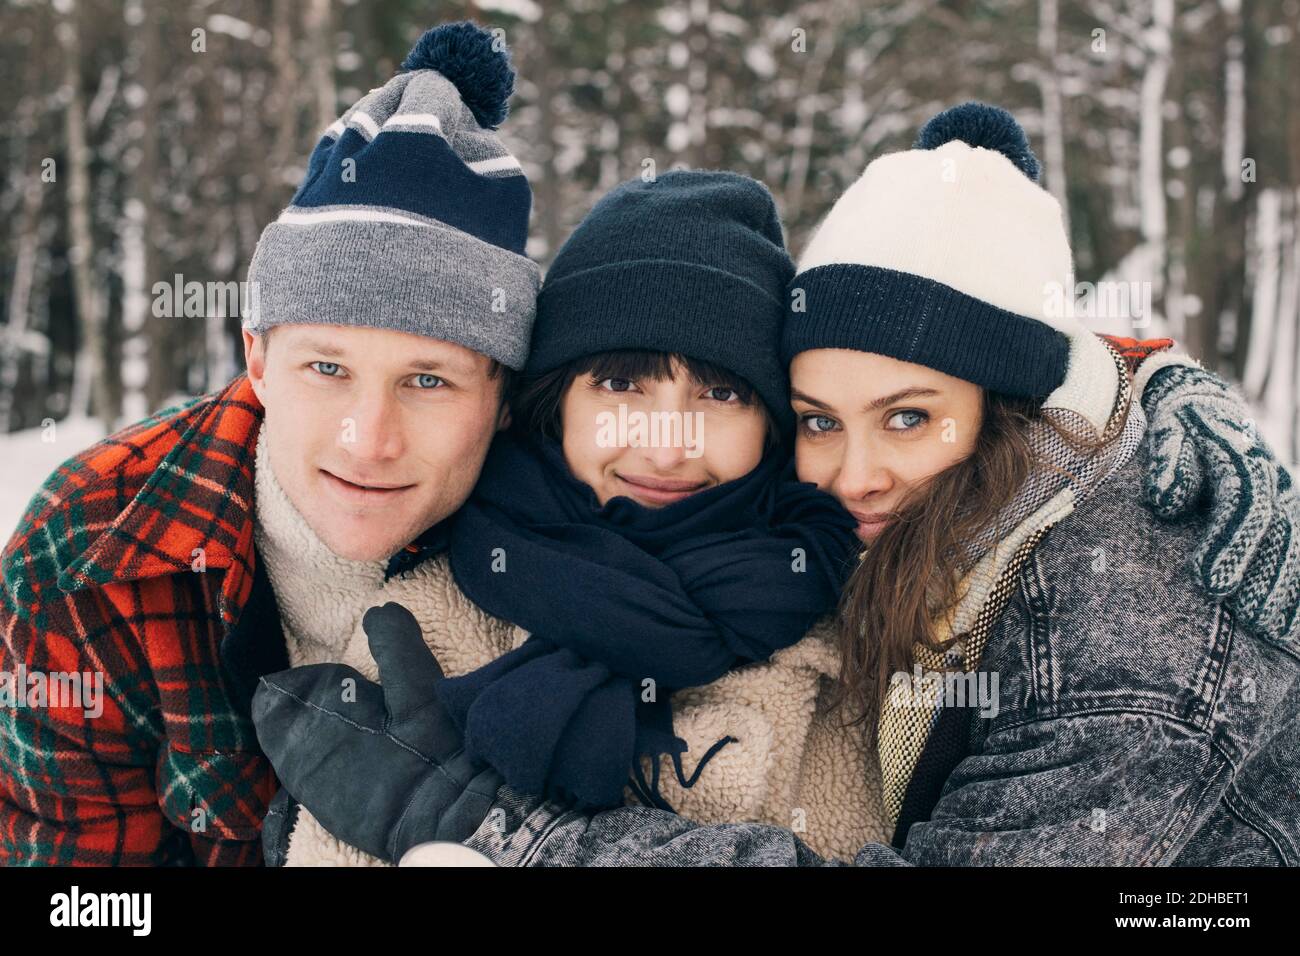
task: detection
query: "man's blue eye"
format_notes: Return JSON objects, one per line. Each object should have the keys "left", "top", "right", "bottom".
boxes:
{"left": 312, "top": 361, "right": 341, "bottom": 376}
{"left": 414, "top": 374, "right": 444, "bottom": 389}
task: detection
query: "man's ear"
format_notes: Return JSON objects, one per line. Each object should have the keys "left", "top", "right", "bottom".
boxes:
{"left": 243, "top": 329, "right": 268, "bottom": 404}
{"left": 496, "top": 400, "right": 512, "bottom": 432}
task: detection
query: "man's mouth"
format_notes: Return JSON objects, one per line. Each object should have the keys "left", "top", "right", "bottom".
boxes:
{"left": 320, "top": 468, "right": 416, "bottom": 500}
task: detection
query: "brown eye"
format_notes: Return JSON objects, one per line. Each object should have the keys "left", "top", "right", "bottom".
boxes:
{"left": 597, "top": 377, "right": 634, "bottom": 392}
{"left": 705, "top": 386, "right": 739, "bottom": 403}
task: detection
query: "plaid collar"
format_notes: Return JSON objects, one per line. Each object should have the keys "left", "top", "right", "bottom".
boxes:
{"left": 57, "top": 374, "right": 264, "bottom": 630}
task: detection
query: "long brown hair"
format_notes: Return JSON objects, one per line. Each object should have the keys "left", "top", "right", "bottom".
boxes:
{"left": 827, "top": 383, "right": 1131, "bottom": 743}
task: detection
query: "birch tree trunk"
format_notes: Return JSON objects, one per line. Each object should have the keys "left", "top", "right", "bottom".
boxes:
{"left": 129, "top": 0, "right": 160, "bottom": 420}
{"left": 305, "top": 0, "right": 336, "bottom": 132}
{"left": 1215, "top": 0, "right": 1248, "bottom": 374}
{"left": 687, "top": 0, "right": 709, "bottom": 169}
{"left": 1137, "top": 0, "right": 1173, "bottom": 329}
{"left": 0, "top": 172, "right": 47, "bottom": 433}
{"left": 531, "top": 16, "right": 564, "bottom": 262}
{"left": 58, "top": 0, "right": 114, "bottom": 430}
{"left": 1037, "top": 0, "right": 1070, "bottom": 236}
{"left": 1242, "top": 189, "right": 1281, "bottom": 398}
{"left": 1267, "top": 194, "right": 1298, "bottom": 463}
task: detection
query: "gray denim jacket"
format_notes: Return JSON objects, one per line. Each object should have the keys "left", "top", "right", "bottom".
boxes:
{"left": 463, "top": 442, "right": 1300, "bottom": 866}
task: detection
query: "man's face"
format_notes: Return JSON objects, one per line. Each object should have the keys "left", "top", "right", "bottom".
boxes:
{"left": 243, "top": 324, "right": 508, "bottom": 562}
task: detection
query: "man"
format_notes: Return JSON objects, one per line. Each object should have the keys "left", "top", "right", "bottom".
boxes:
{"left": 0, "top": 21, "right": 539, "bottom": 865}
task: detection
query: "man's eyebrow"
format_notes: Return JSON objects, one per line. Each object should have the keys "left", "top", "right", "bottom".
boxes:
{"left": 295, "top": 338, "right": 347, "bottom": 358}
{"left": 293, "top": 338, "right": 477, "bottom": 376}
{"left": 790, "top": 386, "right": 941, "bottom": 412}
{"left": 407, "top": 356, "right": 478, "bottom": 376}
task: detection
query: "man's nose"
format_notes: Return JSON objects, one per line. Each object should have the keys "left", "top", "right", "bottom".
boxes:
{"left": 339, "top": 389, "right": 405, "bottom": 462}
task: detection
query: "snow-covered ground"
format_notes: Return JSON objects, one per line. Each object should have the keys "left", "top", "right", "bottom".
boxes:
{"left": 0, "top": 417, "right": 106, "bottom": 541}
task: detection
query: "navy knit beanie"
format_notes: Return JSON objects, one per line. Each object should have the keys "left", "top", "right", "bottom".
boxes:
{"left": 782, "top": 102, "right": 1079, "bottom": 399}
{"left": 528, "top": 170, "right": 795, "bottom": 428}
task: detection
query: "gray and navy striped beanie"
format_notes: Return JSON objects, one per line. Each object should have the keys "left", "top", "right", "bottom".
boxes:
{"left": 245, "top": 21, "right": 541, "bottom": 369}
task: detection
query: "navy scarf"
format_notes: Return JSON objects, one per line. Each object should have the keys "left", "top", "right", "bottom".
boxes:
{"left": 439, "top": 432, "right": 858, "bottom": 810}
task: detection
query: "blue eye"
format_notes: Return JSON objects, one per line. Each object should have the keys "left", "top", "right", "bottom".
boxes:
{"left": 413, "top": 373, "right": 444, "bottom": 389}
{"left": 800, "top": 414, "right": 840, "bottom": 434}
{"left": 887, "top": 409, "right": 928, "bottom": 430}
{"left": 311, "top": 361, "right": 341, "bottom": 377}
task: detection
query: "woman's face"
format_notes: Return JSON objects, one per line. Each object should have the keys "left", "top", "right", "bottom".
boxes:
{"left": 789, "top": 349, "right": 984, "bottom": 542}
{"left": 560, "top": 358, "right": 768, "bottom": 507}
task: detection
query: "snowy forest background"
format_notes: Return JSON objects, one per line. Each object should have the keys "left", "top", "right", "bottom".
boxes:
{"left": 1, "top": 0, "right": 1298, "bottom": 537}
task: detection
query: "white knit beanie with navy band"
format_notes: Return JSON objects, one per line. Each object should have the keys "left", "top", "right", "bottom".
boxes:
{"left": 245, "top": 21, "right": 541, "bottom": 370}
{"left": 782, "top": 102, "right": 1086, "bottom": 399}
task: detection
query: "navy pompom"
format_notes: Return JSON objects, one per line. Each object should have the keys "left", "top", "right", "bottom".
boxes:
{"left": 399, "top": 21, "right": 515, "bottom": 129}
{"left": 913, "top": 102, "right": 1041, "bottom": 182}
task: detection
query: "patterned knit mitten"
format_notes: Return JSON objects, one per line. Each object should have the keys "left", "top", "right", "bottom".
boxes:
{"left": 1141, "top": 362, "right": 1300, "bottom": 648}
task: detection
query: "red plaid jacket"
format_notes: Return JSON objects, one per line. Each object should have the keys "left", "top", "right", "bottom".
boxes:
{"left": 0, "top": 335, "right": 1173, "bottom": 867}
{"left": 0, "top": 374, "right": 285, "bottom": 865}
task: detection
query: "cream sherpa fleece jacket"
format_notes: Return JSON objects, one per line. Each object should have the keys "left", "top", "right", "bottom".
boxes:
{"left": 254, "top": 429, "right": 889, "bottom": 865}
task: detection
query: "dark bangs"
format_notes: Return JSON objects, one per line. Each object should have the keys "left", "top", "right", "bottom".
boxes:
{"left": 583, "top": 351, "right": 761, "bottom": 406}
{"left": 511, "top": 349, "right": 777, "bottom": 447}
